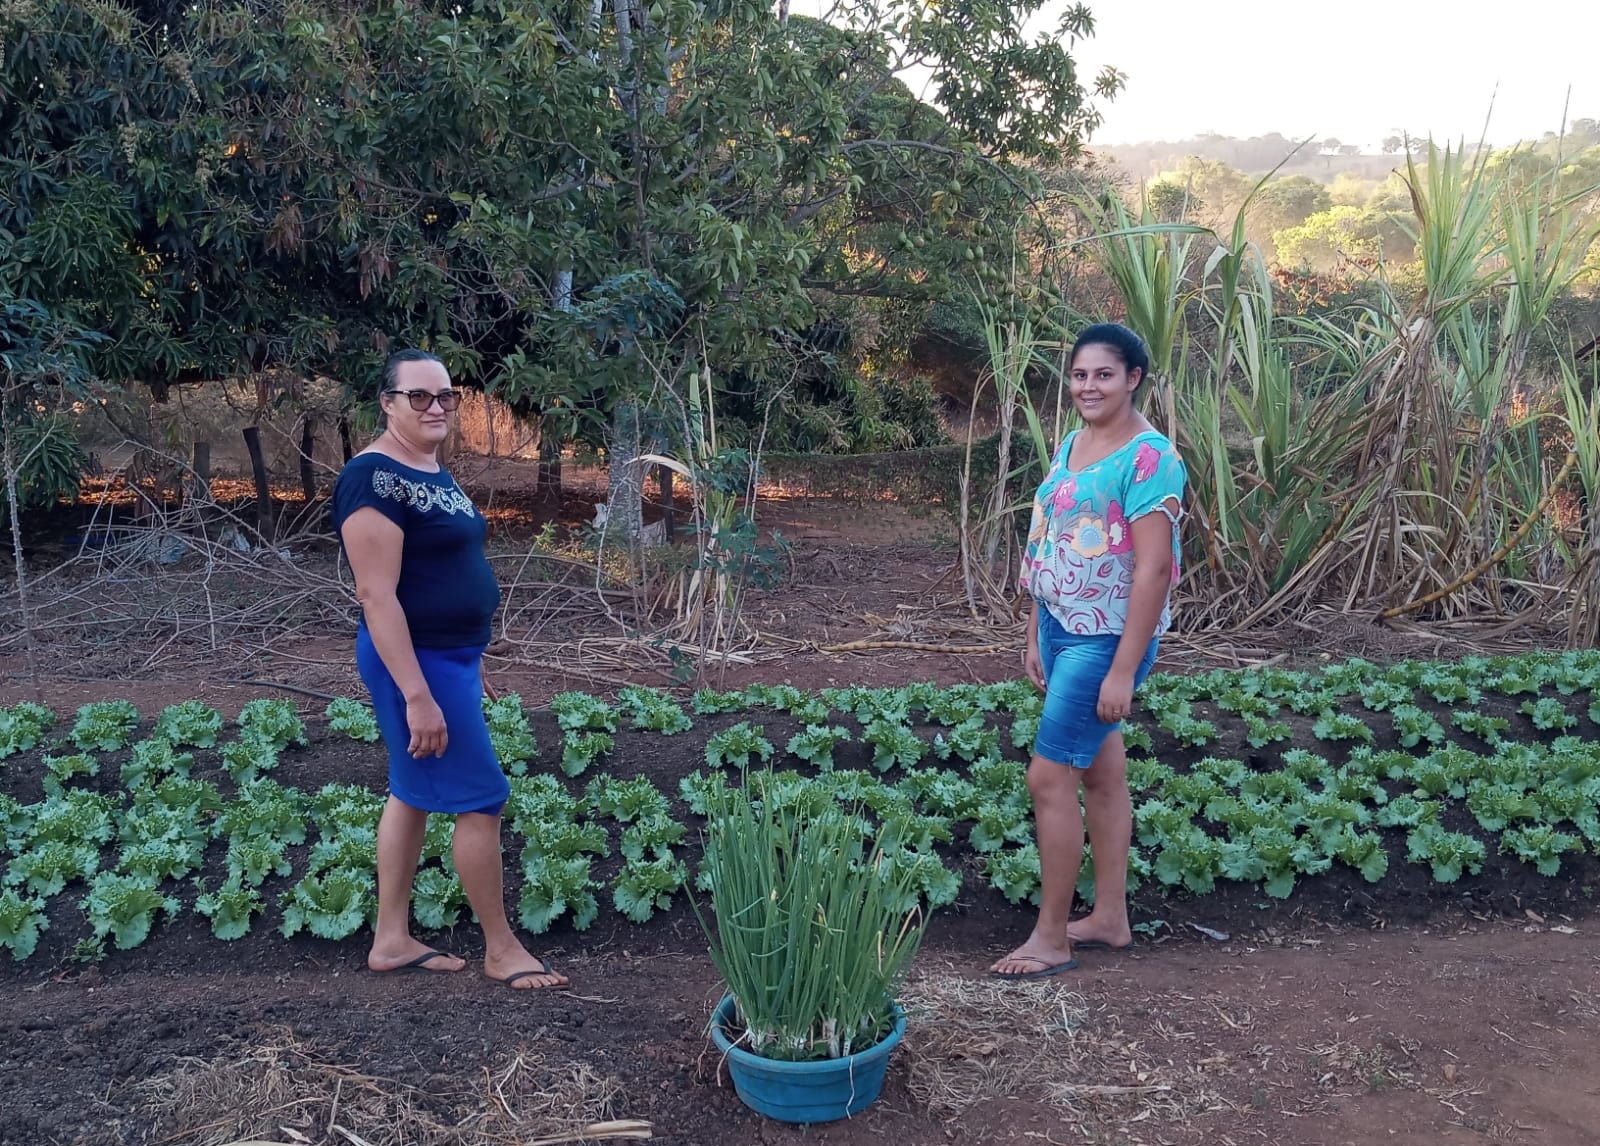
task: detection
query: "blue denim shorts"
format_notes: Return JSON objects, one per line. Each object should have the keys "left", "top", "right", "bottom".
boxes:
{"left": 1033, "top": 611, "right": 1159, "bottom": 768}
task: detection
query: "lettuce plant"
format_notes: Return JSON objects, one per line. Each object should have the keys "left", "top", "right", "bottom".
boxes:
{"left": 194, "top": 877, "right": 264, "bottom": 940}
{"left": 519, "top": 853, "right": 601, "bottom": 933}
{"left": 785, "top": 724, "right": 852, "bottom": 769}
{"left": 550, "top": 691, "right": 618, "bottom": 733}
{"left": 279, "top": 868, "right": 374, "bottom": 939}
{"left": 324, "top": 697, "right": 381, "bottom": 743}
{"left": 154, "top": 701, "right": 224, "bottom": 748}
{"left": 42, "top": 753, "right": 99, "bottom": 796}
{"left": 1405, "top": 824, "right": 1486, "bottom": 883}
{"left": 612, "top": 856, "right": 686, "bottom": 923}
{"left": 71, "top": 700, "right": 140, "bottom": 753}
{"left": 861, "top": 719, "right": 925, "bottom": 772}
{"left": 0, "top": 890, "right": 49, "bottom": 960}
{"left": 1521, "top": 697, "right": 1577, "bottom": 732}
{"left": 482, "top": 693, "right": 538, "bottom": 772}
{"left": 1500, "top": 826, "right": 1583, "bottom": 876}
{"left": 617, "top": 686, "right": 693, "bottom": 734}
{"left": 0, "top": 701, "right": 55, "bottom": 759}
{"left": 704, "top": 721, "right": 775, "bottom": 769}
{"left": 82, "top": 872, "right": 180, "bottom": 949}
{"left": 236, "top": 699, "right": 307, "bottom": 750}
{"left": 8, "top": 840, "right": 101, "bottom": 896}
{"left": 559, "top": 731, "right": 613, "bottom": 778}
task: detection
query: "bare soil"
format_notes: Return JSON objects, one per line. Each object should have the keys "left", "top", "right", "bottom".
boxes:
{"left": 3, "top": 473, "right": 1599, "bottom": 1146}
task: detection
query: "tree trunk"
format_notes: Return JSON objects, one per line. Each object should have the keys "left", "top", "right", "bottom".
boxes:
{"left": 190, "top": 441, "right": 211, "bottom": 503}
{"left": 537, "top": 416, "right": 563, "bottom": 503}
{"left": 605, "top": 401, "right": 644, "bottom": 550}
{"left": 658, "top": 461, "right": 674, "bottom": 541}
{"left": 338, "top": 414, "right": 354, "bottom": 463}
{"left": 242, "top": 425, "right": 274, "bottom": 543}
{"left": 298, "top": 416, "right": 317, "bottom": 502}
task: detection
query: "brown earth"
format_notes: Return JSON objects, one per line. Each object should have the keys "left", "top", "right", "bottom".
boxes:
{"left": 3, "top": 471, "right": 1599, "bottom": 1146}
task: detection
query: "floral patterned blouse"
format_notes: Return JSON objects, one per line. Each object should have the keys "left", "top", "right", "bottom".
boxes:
{"left": 1020, "top": 429, "right": 1186, "bottom": 636}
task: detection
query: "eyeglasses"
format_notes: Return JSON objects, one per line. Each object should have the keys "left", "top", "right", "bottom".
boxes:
{"left": 385, "top": 388, "right": 461, "bottom": 412}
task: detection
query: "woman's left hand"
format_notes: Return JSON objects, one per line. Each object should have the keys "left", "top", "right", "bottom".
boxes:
{"left": 1097, "top": 669, "right": 1136, "bottom": 725}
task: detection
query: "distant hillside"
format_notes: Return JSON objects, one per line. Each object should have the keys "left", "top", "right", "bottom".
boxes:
{"left": 1094, "top": 133, "right": 1416, "bottom": 183}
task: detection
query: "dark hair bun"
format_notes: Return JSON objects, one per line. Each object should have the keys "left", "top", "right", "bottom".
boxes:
{"left": 1071, "top": 323, "right": 1150, "bottom": 380}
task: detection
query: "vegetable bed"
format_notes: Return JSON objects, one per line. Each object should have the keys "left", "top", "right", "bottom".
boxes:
{"left": 3, "top": 650, "right": 1600, "bottom": 967}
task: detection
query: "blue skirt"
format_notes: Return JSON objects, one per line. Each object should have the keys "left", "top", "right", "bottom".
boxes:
{"left": 356, "top": 626, "right": 511, "bottom": 815}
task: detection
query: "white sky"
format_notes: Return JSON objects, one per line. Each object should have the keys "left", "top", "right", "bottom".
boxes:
{"left": 1067, "top": 0, "right": 1595, "bottom": 148}
{"left": 795, "top": 0, "right": 1596, "bottom": 151}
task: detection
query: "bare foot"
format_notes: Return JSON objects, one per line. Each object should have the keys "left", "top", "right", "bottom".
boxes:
{"left": 990, "top": 940, "right": 1077, "bottom": 978}
{"left": 1066, "top": 912, "right": 1133, "bottom": 949}
{"left": 484, "top": 945, "right": 569, "bottom": 990}
{"left": 368, "top": 939, "right": 467, "bottom": 974}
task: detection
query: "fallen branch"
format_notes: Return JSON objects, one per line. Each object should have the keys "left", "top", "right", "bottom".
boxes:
{"left": 818, "top": 639, "right": 1009, "bottom": 654}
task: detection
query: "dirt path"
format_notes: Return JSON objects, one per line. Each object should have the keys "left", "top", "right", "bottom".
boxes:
{"left": 2, "top": 923, "right": 1592, "bottom": 1145}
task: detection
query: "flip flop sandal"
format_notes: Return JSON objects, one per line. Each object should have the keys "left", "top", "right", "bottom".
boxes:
{"left": 373, "top": 949, "right": 461, "bottom": 974}
{"left": 991, "top": 956, "right": 1079, "bottom": 980}
{"left": 495, "top": 957, "right": 568, "bottom": 990}
{"left": 1070, "top": 940, "right": 1135, "bottom": 952}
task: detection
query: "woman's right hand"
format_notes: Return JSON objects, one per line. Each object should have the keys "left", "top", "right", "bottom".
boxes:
{"left": 1023, "top": 641, "right": 1046, "bottom": 692}
{"left": 405, "top": 694, "right": 448, "bottom": 758}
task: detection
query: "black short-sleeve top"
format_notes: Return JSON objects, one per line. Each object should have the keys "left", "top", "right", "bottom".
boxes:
{"left": 331, "top": 453, "right": 501, "bottom": 649}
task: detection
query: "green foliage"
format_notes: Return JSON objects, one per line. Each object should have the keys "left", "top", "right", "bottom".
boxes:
{"left": 71, "top": 701, "right": 140, "bottom": 753}
{"left": 154, "top": 702, "right": 224, "bottom": 749}
{"left": 237, "top": 700, "right": 307, "bottom": 751}
{"left": 696, "top": 773, "right": 931, "bottom": 1061}
{"left": 1500, "top": 826, "right": 1583, "bottom": 877}
{"left": 0, "top": 701, "right": 55, "bottom": 759}
{"left": 519, "top": 854, "right": 602, "bottom": 935}
{"left": 482, "top": 693, "right": 538, "bottom": 772}
{"left": 225, "top": 836, "right": 292, "bottom": 886}
{"left": 617, "top": 687, "right": 692, "bottom": 735}
{"left": 8, "top": 840, "right": 101, "bottom": 896}
{"left": 785, "top": 724, "right": 853, "bottom": 769}
{"left": 279, "top": 869, "right": 375, "bottom": 940}
{"left": 986, "top": 844, "right": 1042, "bottom": 905}
{"left": 1451, "top": 710, "right": 1509, "bottom": 744}
{"left": 219, "top": 735, "right": 280, "bottom": 785}
{"left": 324, "top": 698, "right": 381, "bottom": 744}
{"left": 194, "top": 878, "right": 264, "bottom": 940}
{"left": 559, "top": 731, "right": 614, "bottom": 778}
{"left": 550, "top": 693, "right": 618, "bottom": 735}
{"left": 693, "top": 689, "right": 749, "bottom": 715}
{"left": 862, "top": 719, "right": 926, "bottom": 772}
{"left": 586, "top": 776, "right": 672, "bottom": 824}
{"left": 1521, "top": 698, "right": 1578, "bottom": 732}
{"left": 704, "top": 722, "right": 775, "bottom": 770}
{"left": 1311, "top": 711, "right": 1375, "bottom": 744}
{"left": 411, "top": 867, "right": 468, "bottom": 932}
{"left": 0, "top": 890, "right": 49, "bottom": 960}
{"left": 81, "top": 872, "right": 179, "bottom": 950}
{"left": 1391, "top": 705, "right": 1446, "bottom": 749}
{"left": 42, "top": 752, "right": 99, "bottom": 796}
{"left": 120, "top": 738, "right": 196, "bottom": 787}
{"left": 1405, "top": 824, "right": 1487, "bottom": 883}
{"left": 219, "top": 780, "right": 308, "bottom": 845}
{"left": 613, "top": 857, "right": 687, "bottom": 924}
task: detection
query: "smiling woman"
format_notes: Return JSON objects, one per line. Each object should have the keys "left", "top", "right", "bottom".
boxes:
{"left": 330, "top": 350, "right": 568, "bottom": 992}
{"left": 992, "top": 322, "right": 1186, "bottom": 982}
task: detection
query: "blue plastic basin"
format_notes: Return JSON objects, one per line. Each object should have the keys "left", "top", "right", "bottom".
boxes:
{"left": 708, "top": 995, "right": 905, "bottom": 1124}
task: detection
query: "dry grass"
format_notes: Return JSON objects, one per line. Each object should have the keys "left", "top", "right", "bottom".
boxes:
{"left": 133, "top": 1032, "right": 649, "bottom": 1146}
{"left": 898, "top": 974, "right": 1234, "bottom": 1132}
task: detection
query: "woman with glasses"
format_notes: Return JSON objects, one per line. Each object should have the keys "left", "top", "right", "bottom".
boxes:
{"left": 331, "top": 349, "right": 568, "bottom": 991}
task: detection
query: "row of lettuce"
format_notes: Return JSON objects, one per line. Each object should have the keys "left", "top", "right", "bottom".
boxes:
{"left": 1, "top": 649, "right": 1599, "bottom": 961}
